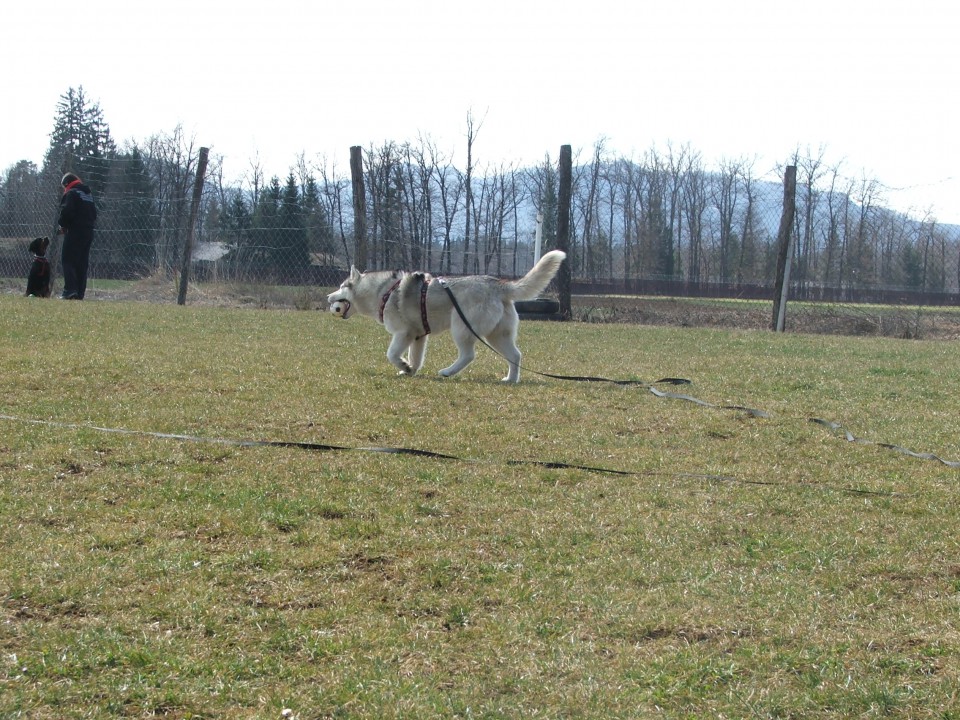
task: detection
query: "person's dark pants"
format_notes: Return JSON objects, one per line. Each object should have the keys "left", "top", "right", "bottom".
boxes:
{"left": 61, "top": 233, "right": 93, "bottom": 299}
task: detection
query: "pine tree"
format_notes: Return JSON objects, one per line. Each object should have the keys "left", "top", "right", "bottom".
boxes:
{"left": 104, "top": 148, "right": 157, "bottom": 269}
{"left": 301, "top": 175, "right": 335, "bottom": 263}
{"left": 251, "top": 176, "right": 282, "bottom": 270}
{"left": 278, "top": 172, "right": 309, "bottom": 270}
{"left": 43, "top": 87, "right": 115, "bottom": 195}
{"left": 221, "top": 189, "right": 252, "bottom": 272}
{"left": 0, "top": 161, "right": 43, "bottom": 236}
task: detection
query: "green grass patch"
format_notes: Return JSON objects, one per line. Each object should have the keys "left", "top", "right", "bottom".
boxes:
{"left": 2, "top": 296, "right": 959, "bottom": 718}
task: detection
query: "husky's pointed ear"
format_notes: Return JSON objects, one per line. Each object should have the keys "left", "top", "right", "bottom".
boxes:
{"left": 349, "top": 265, "right": 362, "bottom": 281}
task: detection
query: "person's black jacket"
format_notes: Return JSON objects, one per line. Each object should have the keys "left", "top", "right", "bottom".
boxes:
{"left": 58, "top": 182, "right": 97, "bottom": 242}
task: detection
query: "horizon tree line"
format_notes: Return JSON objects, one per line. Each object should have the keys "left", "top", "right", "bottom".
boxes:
{"left": 1, "top": 88, "right": 957, "bottom": 294}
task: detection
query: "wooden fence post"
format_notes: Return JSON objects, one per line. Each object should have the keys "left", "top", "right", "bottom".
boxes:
{"left": 349, "top": 146, "right": 367, "bottom": 270}
{"left": 771, "top": 165, "right": 797, "bottom": 331}
{"left": 557, "top": 144, "right": 572, "bottom": 320}
{"left": 177, "top": 146, "right": 209, "bottom": 306}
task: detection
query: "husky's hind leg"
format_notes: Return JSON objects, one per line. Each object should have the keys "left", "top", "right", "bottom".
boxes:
{"left": 487, "top": 309, "right": 522, "bottom": 383}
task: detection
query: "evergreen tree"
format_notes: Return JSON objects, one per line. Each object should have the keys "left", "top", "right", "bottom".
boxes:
{"left": 302, "top": 175, "right": 335, "bottom": 262}
{"left": 221, "top": 190, "right": 252, "bottom": 259}
{"left": 278, "top": 172, "right": 309, "bottom": 270}
{"left": 43, "top": 87, "right": 115, "bottom": 195}
{"left": 104, "top": 148, "right": 157, "bottom": 269}
{"left": 0, "top": 161, "right": 43, "bottom": 237}
{"left": 214, "top": 189, "right": 253, "bottom": 277}
{"left": 251, "top": 176, "right": 282, "bottom": 270}
{"left": 901, "top": 242, "right": 924, "bottom": 290}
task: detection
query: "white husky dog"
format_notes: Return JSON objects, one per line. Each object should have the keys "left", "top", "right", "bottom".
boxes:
{"left": 326, "top": 250, "right": 566, "bottom": 382}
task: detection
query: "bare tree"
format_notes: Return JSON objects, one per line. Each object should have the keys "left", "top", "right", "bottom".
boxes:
{"left": 641, "top": 146, "right": 675, "bottom": 279}
{"left": 461, "top": 110, "right": 484, "bottom": 274}
{"left": 600, "top": 159, "right": 619, "bottom": 280}
{"left": 364, "top": 141, "right": 407, "bottom": 268}
{"left": 615, "top": 156, "right": 639, "bottom": 281}
{"left": 732, "top": 158, "right": 760, "bottom": 284}
{"left": 524, "top": 154, "right": 558, "bottom": 252}
{"left": 508, "top": 167, "right": 525, "bottom": 276}
{"left": 400, "top": 139, "right": 435, "bottom": 269}
{"left": 470, "top": 166, "right": 489, "bottom": 274}
{"left": 821, "top": 162, "right": 846, "bottom": 290}
{"left": 681, "top": 154, "right": 708, "bottom": 284}
{"left": 876, "top": 209, "right": 914, "bottom": 287}
{"left": 245, "top": 153, "right": 265, "bottom": 210}
{"left": 795, "top": 146, "right": 828, "bottom": 288}
{"left": 315, "top": 155, "right": 352, "bottom": 265}
{"left": 426, "top": 138, "right": 463, "bottom": 275}
{"left": 712, "top": 156, "right": 744, "bottom": 283}
{"left": 477, "top": 163, "right": 520, "bottom": 274}
{"left": 838, "top": 174, "right": 857, "bottom": 289}
{"left": 141, "top": 125, "right": 199, "bottom": 273}
{"left": 578, "top": 139, "right": 606, "bottom": 279}
{"left": 848, "top": 173, "right": 882, "bottom": 286}
{"left": 665, "top": 143, "right": 691, "bottom": 278}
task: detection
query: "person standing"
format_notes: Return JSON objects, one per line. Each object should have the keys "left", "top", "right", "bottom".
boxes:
{"left": 57, "top": 172, "right": 97, "bottom": 300}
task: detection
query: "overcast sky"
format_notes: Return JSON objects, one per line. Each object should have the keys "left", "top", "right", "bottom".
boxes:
{"left": 6, "top": 1, "right": 959, "bottom": 221}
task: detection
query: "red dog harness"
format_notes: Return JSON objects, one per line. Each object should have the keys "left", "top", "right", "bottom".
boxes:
{"left": 378, "top": 279, "right": 402, "bottom": 323}
{"left": 378, "top": 275, "right": 433, "bottom": 339}
{"left": 419, "top": 279, "right": 431, "bottom": 337}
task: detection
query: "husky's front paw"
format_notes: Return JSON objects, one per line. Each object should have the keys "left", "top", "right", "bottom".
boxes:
{"left": 397, "top": 362, "right": 414, "bottom": 376}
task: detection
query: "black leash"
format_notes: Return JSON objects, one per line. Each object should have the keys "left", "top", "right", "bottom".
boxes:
{"left": 648, "top": 386, "right": 771, "bottom": 418}
{"left": 0, "top": 414, "right": 906, "bottom": 496}
{"left": 437, "top": 280, "right": 774, "bottom": 418}
{"left": 0, "top": 414, "right": 726, "bottom": 480}
{"left": 810, "top": 418, "right": 960, "bottom": 469}
{"left": 438, "top": 280, "right": 957, "bottom": 465}
{"left": 437, "top": 279, "right": 690, "bottom": 389}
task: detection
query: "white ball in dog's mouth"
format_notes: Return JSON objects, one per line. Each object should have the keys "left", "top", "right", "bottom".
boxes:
{"left": 329, "top": 300, "right": 350, "bottom": 318}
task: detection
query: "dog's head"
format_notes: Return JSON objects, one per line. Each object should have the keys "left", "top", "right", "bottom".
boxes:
{"left": 29, "top": 237, "right": 50, "bottom": 257}
{"left": 326, "top": 266, "right": 362, "bottom": 319}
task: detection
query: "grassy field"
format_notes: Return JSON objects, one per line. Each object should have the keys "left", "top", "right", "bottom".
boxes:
{"left": 2, "top": 295, "right": 959, "bottom": 719}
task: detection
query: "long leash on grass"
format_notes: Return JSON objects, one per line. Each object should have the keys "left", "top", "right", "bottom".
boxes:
{"left": 809, "top": 418, "right": 960, "bottom": 468}
{"left": 439, "top": 280, "right": 770, "bottom": 417}
{"left": 441, "top": 281, "right": 959, "bottom": 467}
{"left": 0, "top": 413, "right": 656, "bottom": 477}
{"left": 436, "top": 280, "right": 690, "bottom": 389}
{"left": 0, "top": 413, "right": 733, "bottom": 484}
{"left": 0, "top": 413, "right": 908, "bottom": 497}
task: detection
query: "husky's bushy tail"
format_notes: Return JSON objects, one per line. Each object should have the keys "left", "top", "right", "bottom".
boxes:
{"left": 508, "top": 250, "right": 566, "bottom": 301}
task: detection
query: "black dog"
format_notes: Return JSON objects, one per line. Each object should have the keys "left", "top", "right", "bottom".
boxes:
{"left": 26, "top": 237, "right": 52, "bottom": 297}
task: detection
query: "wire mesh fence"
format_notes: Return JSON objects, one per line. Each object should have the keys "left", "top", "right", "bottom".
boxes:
{"left": 2, "top": 148, "right": 959, "bottom": 338}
